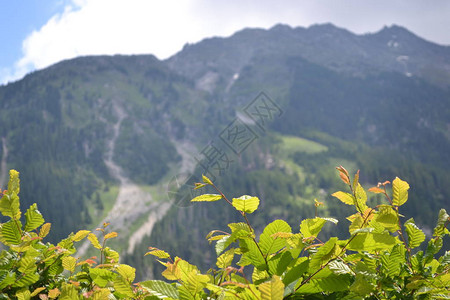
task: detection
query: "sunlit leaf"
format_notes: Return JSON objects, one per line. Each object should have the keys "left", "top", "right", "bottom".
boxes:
{"left": 39, "top": 223, "right": 51, "bottom": 238}
{"left": 405, "top": 218, "right": 426, "bottom": 249}
{"left": 62, "top": 256, "right": 77, "bottom": 272}
{"left": 72, "top": 230, "right": 90, "bottom": 242}
{"left": 392, "top": 177, "right": 409, "bottom": 206}
{"left": 259, "top": 220, "right": 291, "bottom": 257}
{"left": 145, "top": 247, "right": 171, "bottom": 259}
{"left": 24, "top": 203, "right": 45, "bottom": 231}
{"left": 88, "top": 233, "right": 102, "bottom": 249}
{"left": 140, "top": 280, "right": 179, "bottom": 299}
{"left": 258, "top": 275, "right": 284, "bottom": 300}
{"left": 300, "top": 218, "right": 327, "bottom": 238}
{"left": 232, "top": 195, "right": 260, "bottom": 214}
{"left": 191, "top": 194, "right": 222, "bottom": 202}
{"left": 332, "top": 191, "right": 354, "bottom": 205}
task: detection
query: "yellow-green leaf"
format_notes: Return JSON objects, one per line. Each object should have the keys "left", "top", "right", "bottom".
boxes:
{"left": 88, "top": 233, "right": 102, "bottom": 249}
{"left": 72, "top": 230, "right": 90, "bottom": 242}
{"left": 191, "top": 194, "right": 222, "bottom": 202}
{"left": 347, "top": 232, "right": 398, "bottom": 252}
{"left": 24, "top": 203, "right": 45, "bottom": 232}
{"left": 375, "top": 205, "right": 399, "bottom": 232}
{"left": 216, "top": 249, "right": 235, "bottom": 268}
{"left": 0, "top": 219, "right": 22, "bottom": 245}
{"left": 354, "top": 183, "right": 368, "bottom": 213}
{"left": 161, "top": 258, "right": 181, "bottom": 281}
{"left": 140, "top": 280, "right": 179, "bottom": 299}
{"left": 59, "top": 283, "right": 78, "bottom": 300}
{"left": 258, "top": 275, "right": 284, "bottom": 300}
{"left": 310, "top": 237, "right": 338, "bottom": 271}
{"left": 116, "top": 264, "right": 136, "bottom": 283}
{"left": 15, "top": 288, "right": 31, "bottom": 300}
{"left": 145, "top": 247, "right": 171, "bottom": 259}
{"left": 39, "top": 223, "right": 51, "bottom": 238}
{"left": 392, "top": 177, "right": 409, "bottom": 206}
{"left": 8, "top": 170, "right": 20, "bottom": 195}
{"left": 405, "top": 218, "right": 426, "bottom": 249}
{"left": 0, "top": 192, "right": 21, "bottom": 219}
{"left": 62, "top": 256, "right": 77, "bottom": 272}
{"left": 232, "top": 195, "right": 260, "bottom": 214}
{"left": 202, "top": 174, "right": 213, "bottom": 185}
{"left": 30, "top": 287, "right": 46, "bottom": 297}
{"left": 332, "top": 191, "right": 354, "bottom": 205}
{"left": 300, "top": 217, "right": 327, "bottom": 238}
{"left": 90, "top": 268, "right": 115, "bottom": 287}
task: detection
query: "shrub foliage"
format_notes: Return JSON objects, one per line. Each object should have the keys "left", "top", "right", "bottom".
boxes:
{"left": 0, "top": 168, "right": 449, "bottom": 299}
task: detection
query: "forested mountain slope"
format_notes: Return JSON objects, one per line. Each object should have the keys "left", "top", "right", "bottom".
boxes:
{"left": 0, "top": 23, "right": 449, "bottom": 278}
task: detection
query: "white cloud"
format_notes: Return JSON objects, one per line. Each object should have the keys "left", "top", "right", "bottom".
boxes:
{"left": 5, "top": 0, "right": 309, "bottom": 84}
{"left": 3, "top": 0, "right": 450, "bottom": 85}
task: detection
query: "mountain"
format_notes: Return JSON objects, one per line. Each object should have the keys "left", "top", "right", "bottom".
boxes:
{"left": 0, "top": 23, "right": 449, "bottom": 278}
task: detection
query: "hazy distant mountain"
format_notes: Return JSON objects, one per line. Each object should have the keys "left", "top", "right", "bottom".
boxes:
{"left": 0, "top": 23, "right": 449, "bottom": 277}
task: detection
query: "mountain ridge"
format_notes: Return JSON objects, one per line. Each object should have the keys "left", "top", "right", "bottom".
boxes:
{"left": 0, "top": 22, "right": 449, "bottom": 277}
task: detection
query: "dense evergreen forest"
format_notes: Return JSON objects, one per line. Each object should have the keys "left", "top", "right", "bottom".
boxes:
{"left": 0, "top": 23, "right": 449, "bottom": 281}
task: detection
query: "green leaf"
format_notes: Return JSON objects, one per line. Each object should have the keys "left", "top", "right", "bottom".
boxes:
{"left": 145, "top": 248, "right": 171, "bottom": 259}
{"left": 433, "top": 209, "right": 450, "bottom": 237}
{"left": 375, "top": 205, "right": 399, "bottom": 232}
{"left": 7, "top": 170, "right": 20, "bottom": 195}
{"left": 0, "top": 219, "right": 22, "bottom": 245}
{"left": 15, "top": 288, "right": 31, "bottom": 300}
{"left": 309, "top": 237, "right": 338, "bottom": 272}
{"left": 354, "top": 183, "right": 368, "bottom": 213}
{"left": 177, "top": 259, "right": 209, "bottom": 294}
{"left": 425, "top": 237, "right": 443, "bottom": 263}
{"left": 104, "top": 247, "right": 120, "bottom": 263}
{"left": 328, "top": 260, "right": 354, "bottom": 275}
{"left": 24, "top": 203, "right": 45, "bottom": 232}
{"left": 215, "top": 229, "right": 251, "bottom": 255}
{"left": 0, "top": 193, "right": 21, "bottom": 219}
{"left": 202, "top": 174, "right": 213, "bottom": 185}
{"left": 62, "top": 256, "right": 77, "bottom": 272}
{"left": 240, "top": 239, "right": 266, "bottom": 270}
{"left": 332, "top": 191, "right": 354, "bottom": 205}
{"left": 114, "top": 274, "right": 135, "bottom": 298}
{"left": 346, "top": 232, "right": 398, "bottom": 252}
{"left": 13, "top": 272, "right": 39, "bottom": 288}
{"left": 405, "top": 218, "right": 426, "bottom": 249}
{"left": 88, "top": 233, "right": 102, "bottom": 249}
{"left": 392, "top": 177, "right": 409, "bottom": 206}
{"left": 283, "top": 257, "right": 308, "bottom": 286}
{"left": 216, "top": 249, "right": 235, "bottom": 268}
{"left": 59, "top": 284, "right": 78, "bottom": 300}
{"left": 380, "top": 244, "right": 405, "bottom": 277}
{"left": 350, "top": 273, "right": 374, "bottom": 296}
{"left": 191, "top": 194, "right": 222, "bottom": 202}
{"left": 259, "top": 220, "right": 291, "bottom": 257}
{"left": 140, "top": 280, "right": 178, "bottom": 299}
{"left": 296, "top": 273, "right": 350, "bottom": 294}
{"left": 228, "top": 222, "right": 252, "bottom": 234}
{"left": 116, "top": 264, "right": 136, "bottom": 283}
{"left": 90, "top": 268, "right": 115, "bottom": 287}
{"left": 72, "top": 230, "right": 90, "bottom": 242}
{"left": 300, "top": 217, "right": 326, "bottom": 238}
{"left": 0, "top": 271, "right": 16, "bottom": 290}
{"left": 18, "top": 255, "right": 37, "bottom": 273}
{"left": 267, "top": 251, "right": 292, "bottom": 276}
{"left": 258, "top": 275, "right": 284, "bottom": 300}
{"left": 232, "top": 195, "right": 260, "bottom": 214}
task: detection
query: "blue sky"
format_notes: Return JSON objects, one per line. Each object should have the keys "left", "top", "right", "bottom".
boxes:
{"left": 1, "top": 0, "right": 450, "bottom": 85}
{"left": 0, "top": 1, "right": 73, "bottom": 80}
